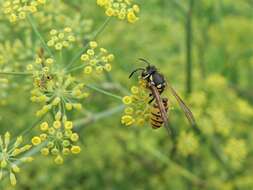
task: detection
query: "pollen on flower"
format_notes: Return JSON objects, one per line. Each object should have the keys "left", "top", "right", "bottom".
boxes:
{"left": 0, "top": 132, "right": 34, "bottom": 186}
{"left": 81, "top": 41, "right": 114, "bottom": 75}
{"left": 96, "top": 0, "right": 140, "bottom": 23}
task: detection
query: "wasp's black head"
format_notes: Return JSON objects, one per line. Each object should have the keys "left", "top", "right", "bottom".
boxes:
{"left": 129, "top": 58, "right": 157, "bottom": 79}
{"left": 141, "top": 65, "right": 157, "bottom": 78}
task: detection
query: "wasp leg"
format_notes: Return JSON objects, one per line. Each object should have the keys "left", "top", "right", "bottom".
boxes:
{"left": 148, "top": 97, "right": 155, "bottom": 104}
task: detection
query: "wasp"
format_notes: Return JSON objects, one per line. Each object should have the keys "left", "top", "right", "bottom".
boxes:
{"left": 129, "top": 58, "right": 195, "bottom": 135}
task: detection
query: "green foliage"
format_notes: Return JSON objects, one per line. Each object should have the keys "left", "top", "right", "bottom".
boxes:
{"left": 0, "top": 0, "right": 253, "bottom": 189}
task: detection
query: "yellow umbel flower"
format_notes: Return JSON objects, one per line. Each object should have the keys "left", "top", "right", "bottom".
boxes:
{"left": 224, "top": 138, "right": 248, "bottom": 168}
{"left": 33, "top": 115, "right": 81, "bottom": 164}
{"left": 2, "top": 0, "right": 46, "bottom": 23}
{"left": 177, "top": 131, "right": 199, "bottom": 157}
{"left": 47, "top": 27, "right": 76, "bottom": 51}
{"left": 28, "top": 50, "right": 89, "bottom": 119}
{"left": 121, "top": 80, "right": 151, "bottom": 127}
{"left": 0, "top": 132, "right": 34, "bottom": 186}
{"left": 81, "top": 41, "right": 114, "bottom": 75}
{"left": 96, "top": 0, "right": 140, "bottom": 23}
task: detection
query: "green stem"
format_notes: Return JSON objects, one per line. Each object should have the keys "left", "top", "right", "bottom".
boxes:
{"left": 185, "top": 0, "right": 194, "bottom": 95}
{"left": 0, "top": 71, "right": 32, "bottom": 76}
{"left": 74, "top": 105, "right": 124, "bottom": 127}
{"left": 86, "top": 84, "right": 123, "bottom": 101}
{"left": 27, "top": 15, "right": 54, "bottom": 58}
{"left": 145, "top": 146, "right": 206, "bottom": 187}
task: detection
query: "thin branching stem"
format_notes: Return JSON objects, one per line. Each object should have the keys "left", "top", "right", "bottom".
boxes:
{"left": 27, "top": 15, "right": 54, "bottom": 58}
{"left": 185, "top": 0, "right": 194, "bottom": 95}
{"left": 86, "top": 84, "right": 123, "bottom": 101}
{"left": 143, "top": 146, "right": 207, "bottom": 187}
{"left": 0, "top": 71, "right": 32, "bottom": 76}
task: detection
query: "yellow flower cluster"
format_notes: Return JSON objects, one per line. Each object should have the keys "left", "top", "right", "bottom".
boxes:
{"left": 0, "top": 39, "right": 33, "bottom": 71}
{"left": 121, "top": 80, "right": 151, "bottom": 127}
{"left": 30, "top": 74, "right": 89, "bottom": 117}
{"left": 177, "top": 131, "right": 199, "bottom": 157}
{"left": 28, "top": 51, "right": 89, "bottom": 117}
{"left": 47, "top": 27, "right": 76, "bottom": 51}
{"left": 224, "top": 138, "right": 248, "bottom": 168}
{"left": 97, "top": 0, "right": 140, "bottom": 23}
{"left": 31, "top": 117, "right": 81, "bottom": 164}
{"left": 2, "top": 0, "right": 46, "bottom": 23}
{"left": 81, "top": 41, "right": 114, "bottom": 75}
{"left": 0, "top": 132, "right": 34, "bottom": 186}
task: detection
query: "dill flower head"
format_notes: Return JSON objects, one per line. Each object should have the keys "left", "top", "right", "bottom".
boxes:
{"left": 2, "top": 0, "right": 46, "bottom": 23}
{"left": 121, "top": 80, "right": 151, "bottom": 127}
{"left": 0, "top": 39, "right": 33, "bottom": 71}
{"left": 97, "top": 0, "right": 140, "bottom": 23}
{"left": 33, "top": 116, "right": 81, "bottom": 164}
{"left": 81, "top": 41, "right": 114, "bottom": 75}
{"left": 47, "top": 27, "right": 76, "bottom": 51}
{"left": 0, "top": 132, "right": 34, "bottom": 186}
{"left": 177, "top": 131, "right": 199, "bottom": 157}
{"left": 224, "top": 138, "right": 248, "bottom": 168}
{"left": 28, "top": 50, "right": 89, "bottom": 118}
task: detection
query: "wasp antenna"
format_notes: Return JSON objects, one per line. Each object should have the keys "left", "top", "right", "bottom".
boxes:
{"left": 129, "top": 68, "right": 145, "bottom": 78}
{"left": 138, "top": 58, "right": 151, "bottom": 66}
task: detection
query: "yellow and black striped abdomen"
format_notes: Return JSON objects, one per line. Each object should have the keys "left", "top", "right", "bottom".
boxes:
{"left": 150, "top": 98, "right": 168, "bottom": 129}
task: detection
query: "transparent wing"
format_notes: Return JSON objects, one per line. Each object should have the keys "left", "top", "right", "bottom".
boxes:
{"left": 166, "top": 82, "right": 196, "bottom": 126}
{"left": 149, "top": 85, "right": 172, "bottom": 136}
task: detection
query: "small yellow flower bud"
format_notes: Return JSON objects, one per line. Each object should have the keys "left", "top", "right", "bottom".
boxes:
{"left": 12, "top": 164, "right": 20, "bottom": 173}
{"left": 87, "top": 49, "right": 95, "bottom": 56}
{"left": 52, "top": 97, "right": 61, "bottom": 106}
{"left": 122, "top": 96, "right": 132, "bottom": 105}
{"left": 81, "top": 54, "right": 89, "bottom": 61}
{"left": 65, "top": 103, "right": 73, "bottom": 110}
{"left": 89, "top": 41, "right": 98, "bottom": 49}
{"left": 104, "top": 63, "right": 112, "bottom": 72}
{"left": 62, "top": 148, "right": 70, "bottom": 155}
{"left": 84, "top": 66, "right": 93, "bottom": 74}
{"left": 64, "top": 121, "right": 73, "bottom": 130}
{"left": 53, "top": 121, "right": 61, "bottom": 129}
{"left": 64, "top": 27, "right": 72, "bottom": 33}
{"left": 40, "top": 122, "right": 49, "bottom": 131}
{"left": 71, "top": 133, "right": 79, "bottom": 142}
{"left": 71, "top": 146, "right": 81, "bottom": 154}
{"left": 73, "top": 103, "right": 82, "bottom": 110}
{"left": 41, "top": 148, "right": 49, "bottom": 156}
{"left": 55, "top": 43, "right": 63, "bottom": 50}
{"left": 31, "top": 136, "right": 41, "bottom": 146}
{"left": 50, "top": 29, "right": 58, "bottom": 35}
{"left": 54, "top": 155, "right": 64, "bottom": 165}
{"left": 10, "top": 172, "right": 17, "bottom": 186}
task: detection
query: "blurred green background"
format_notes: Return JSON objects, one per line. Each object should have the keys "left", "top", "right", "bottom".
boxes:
{"left": 0, "top": 0, "right": 253, "bottom": 189}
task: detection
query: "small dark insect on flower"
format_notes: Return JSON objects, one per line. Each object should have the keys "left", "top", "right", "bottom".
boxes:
{"left": 129, "top": 58, "right": 196, "bottom": 135}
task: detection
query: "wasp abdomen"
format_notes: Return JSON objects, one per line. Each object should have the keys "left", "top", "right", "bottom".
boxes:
{"left": 150, "top": 98, "right": 168, "bottom": 129}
